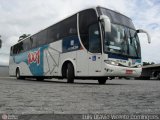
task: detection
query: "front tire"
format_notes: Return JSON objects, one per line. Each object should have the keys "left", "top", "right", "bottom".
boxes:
{"left": 67, "top": 63, "right": 74, "bottom": 83}
{"left": 98, "top": 78, "right": 106, "bottom": 84}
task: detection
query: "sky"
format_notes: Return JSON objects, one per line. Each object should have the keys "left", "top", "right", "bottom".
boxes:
{"left": 0, "top": 0, "right": 160, "bottom": 66}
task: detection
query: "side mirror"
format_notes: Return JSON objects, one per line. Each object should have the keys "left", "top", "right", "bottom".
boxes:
{"left": 99, "top": 15, "right": 111, "bottom": 32}
{"left": 136, "top": 29, "right": 151, "bottom": 44}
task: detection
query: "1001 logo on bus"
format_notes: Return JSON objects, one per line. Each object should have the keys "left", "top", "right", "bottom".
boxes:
{"left": 28, "top": 49, "right": 40, "bottom": 65}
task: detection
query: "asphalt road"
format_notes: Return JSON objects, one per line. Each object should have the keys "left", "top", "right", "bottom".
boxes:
{"left": 0, "top": 77, "right": 160, "bottom": 115}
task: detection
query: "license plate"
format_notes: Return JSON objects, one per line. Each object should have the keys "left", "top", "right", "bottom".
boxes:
{"left": 126, "top": 70, "right": 133, "bottom": 74}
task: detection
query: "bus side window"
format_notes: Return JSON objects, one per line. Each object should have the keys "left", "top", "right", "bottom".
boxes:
{"left": 47, "top": 24, "right": 58, "bottom": 43}
{"left": 61, "top": 15, "right": 77, "bottom": 38}
{"left": 23, "top": 38, "right": 31, "bottom": 52}
{"left": 30, "top": 36, "right": 37, "bottom": 48}
{"left": 47, "top": 14, "right": 77, "bottom": 44}
{"left": 16, "top": 42, "right": 24, "bottom": 54}
{"left": 36, "top": 30, "right": 47, "bottom": 46}
{"left": 79, "top": 9, "right": 99, "bottom": 51}
{"left": 89, "top": 24, "right": 101, "bottom": 53}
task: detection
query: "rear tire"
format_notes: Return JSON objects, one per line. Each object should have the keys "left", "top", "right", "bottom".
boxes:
{"left": 16, "top": 68, "right": 25, "bottom": 80}
{"left": 98, "top": 78, "right": 106, "bottom": 84}
{"left": 67, "top": 63, "right": 74, "bottom": 83}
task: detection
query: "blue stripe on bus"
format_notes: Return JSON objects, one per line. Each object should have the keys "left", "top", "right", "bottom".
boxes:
{"left": 14, "top": 45, "right": 49, "bottom": 76}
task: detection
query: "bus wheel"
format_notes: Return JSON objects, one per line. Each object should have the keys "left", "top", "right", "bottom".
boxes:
{"left": 67, "top": 63, "right": 74, "bottom": 83}
{"left": 16, "top": 69, "right": 21, "bottom": 80}
{"left": 98, "top": 78, "right": 106, "bottom": 84}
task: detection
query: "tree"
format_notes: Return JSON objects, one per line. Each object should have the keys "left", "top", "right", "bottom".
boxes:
{"left": 18, "top": 34, "right": 30, "bottom": 42}
{"left": 143, "top": 62, "right": 150, "bottom": 66}
{"left": 143, "top": 62, "right": 155, "bottom": 66}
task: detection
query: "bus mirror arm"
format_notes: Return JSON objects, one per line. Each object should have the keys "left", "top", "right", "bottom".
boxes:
{"left": 136, "top": 29, "right": 151, "bottom": 44}
{"left": 99, "top": 15, "right": 111, "bottom": 32}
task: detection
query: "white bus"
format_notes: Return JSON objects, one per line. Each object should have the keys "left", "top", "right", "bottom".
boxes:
{"left": 9, "top": 6, "right": 150, "bottom": 84}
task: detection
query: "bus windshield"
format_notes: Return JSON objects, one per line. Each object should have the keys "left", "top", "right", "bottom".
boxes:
{"left": 104, "top": 24, "right": 141, "bottom": 58}
{"left": 97, "top": 7, "right": 141, "bottom": 59}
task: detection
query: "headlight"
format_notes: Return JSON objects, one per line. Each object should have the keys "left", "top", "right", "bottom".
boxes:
{"left": 137, "top": 64, "right": 142, "bottom": 68}
{"left": 104, "top": 60, "right": 119, "bottom": 66}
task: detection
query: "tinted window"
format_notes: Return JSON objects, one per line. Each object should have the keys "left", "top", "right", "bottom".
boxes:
{"left": 60, "top": 15, "right": 77, "bottom": 38}
{"left": 23, "top": 38, "right": 31, "bottom": 52}
{"left": 13, "top": 42, "right": 24, "bottom": 55}
{"left": 12, "top": 14, "right": 78, "bottom": 55}
{"left": 18, "top": 42, "right": 24, "bottom": 53}
{"left": 89, "top": 24, "right": 101, "bottom": 53}
{"left": 47, "top": 24, "right": 58, "bottom": 43}
{"left": 79, "top": 9, "right": 98, "bottom": 50}
{"left": 30, "top": 35, "right": 37, "bottom": 48}
{"left": 36, "top": 30, "right": 47, "bottom": 46}
{"left": 47, "top": 14, "right": 77, "bottom": 43}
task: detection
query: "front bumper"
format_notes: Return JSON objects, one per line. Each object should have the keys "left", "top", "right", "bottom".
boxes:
{"left": 103, "top": 63, "right": 142, "bottom": 77}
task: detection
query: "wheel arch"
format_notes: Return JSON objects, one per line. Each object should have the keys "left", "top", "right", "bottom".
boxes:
{"left": 61, "top": 59, "right": 76, "bottom": 77}
{"left": 15, "top": 66, "right": 20, "bottom": 75}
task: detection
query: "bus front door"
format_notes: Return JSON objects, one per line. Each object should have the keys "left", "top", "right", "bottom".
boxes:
{"left": 88, "top": 23, "right": 102, "bottom": 76}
